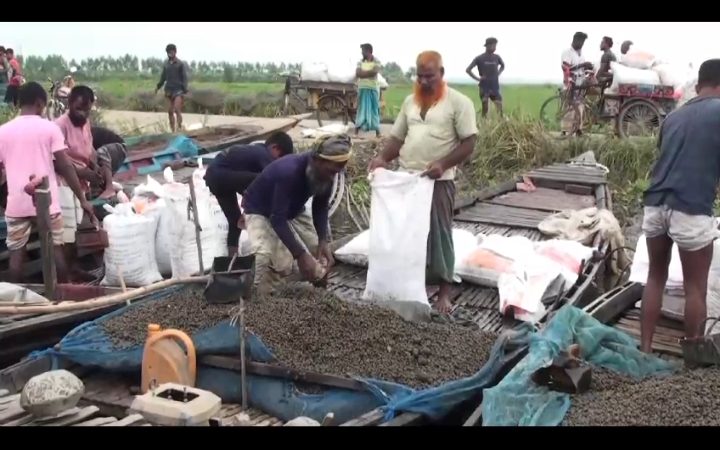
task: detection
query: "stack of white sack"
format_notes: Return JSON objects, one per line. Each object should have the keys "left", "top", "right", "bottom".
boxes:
{"left": 127, "top": 165, "right": 248, "bottom": 279}
{"left": 608, "top": 61, "right": 661, "bottom": 93}
{"left": 612, "top": 51, "right": 695, "bottom": 101}
{"left": 620, "top": 50, "right": 660, "bottom": 70}
{"left": 336, "top": 225, "right": 593, "bottom": 324}
{"left": 456, "top": 234, "right": 594, "bottom": 323}
{"left": 334, "top": 227, "right": 475, "bottom": 283}
{"left": 300, "top": 61, "right": 389, "bottom": 88}
{"left": 101, "top": 202, "right": 162, "bottom": 287}
{"left": 189, "top": 159, "right": 231, "bottom": 259}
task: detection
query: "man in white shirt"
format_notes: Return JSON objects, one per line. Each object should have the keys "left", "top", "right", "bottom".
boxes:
{"left": 560, "top": 32, "right": 594, "bottom": 136}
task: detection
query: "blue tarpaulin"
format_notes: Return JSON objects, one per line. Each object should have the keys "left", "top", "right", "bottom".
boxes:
{"left": 481, "top": 305, "right": 680, "bottom": 426}
{"left": 32, "top": 286, "right": 529, "bottom": 424}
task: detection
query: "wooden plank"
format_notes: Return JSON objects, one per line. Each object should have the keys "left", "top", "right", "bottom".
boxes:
{"left": 73, "top": 416, "right": 118, "bottom": 426}
{"left": 34, "top": 177, "right": 57, "bottom": 300}
{"left": 2, "top": 413, "right": 34, "bottom": 426}
{"left": 340, "top": 408, "right": 384, "bottom": 427}
{"left": 587, "top": 282, "right": 644, "bottom": 324}
{"left": 463, "top": 401, "right": 484, "bottom": 427}
{"left": 455, "top": 203, "right": 550, "bottom": 229}
{"left": 41, "top": 406, "right": 99, "bottom": 426}
{"left": 200, "top": 356, "right": 367, "bottom": 392}
{"left": 488, "top": 188, "right": 595, "bottom": 213}
{"left": 0, "top": 400, "right": 25, "bottom": 424}
{"left": 0, "top": 393, "right": 19, "bottom": 405}
{"left": 0, "top": 304, "right": 120, "bottom": 339}
{"left": 104, "top": 414, "right": 146, "bottom": 427}
{"left": 565, "top": 184, "right": 594, "bottom": 196}
{"left": 378, "top": 412, "right": 423, "bottom": 427}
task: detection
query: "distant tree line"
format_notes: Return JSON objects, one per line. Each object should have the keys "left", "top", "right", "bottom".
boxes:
{"left": 22, "top": 54, "right": 413, "bottom": 84}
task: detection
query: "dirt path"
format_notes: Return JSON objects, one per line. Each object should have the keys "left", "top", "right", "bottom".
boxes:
{"left": 100, "top": 110, "right": 394, "bottom": 141}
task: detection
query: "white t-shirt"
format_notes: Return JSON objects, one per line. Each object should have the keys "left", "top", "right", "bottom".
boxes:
{"left": 561, "top": 47, "right": 586, "bottom": 83}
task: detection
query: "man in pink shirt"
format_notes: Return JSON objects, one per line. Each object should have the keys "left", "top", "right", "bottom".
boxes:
{"left": 0, "top": 82, "right": 94, "bottom": 282}
{"left": 54, "top": 85, "right": 97, "bottom": 250}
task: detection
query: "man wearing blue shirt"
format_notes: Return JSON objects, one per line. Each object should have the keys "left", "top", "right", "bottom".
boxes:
{"left": 204, "top": 131, "right": 294, "bottom": 256}
{"left": 243, "top": 134, "right": 351, "bottom": 294}
{"left": 640, "top": 59, "right": 720, "bottom": 353}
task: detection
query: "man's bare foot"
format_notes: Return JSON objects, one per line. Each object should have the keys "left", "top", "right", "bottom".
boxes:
{"left": 435, "top": 296, "right": 453, "bottom": 314}
{"left": 98, "top": 189, "right": 116, "bottom": 200}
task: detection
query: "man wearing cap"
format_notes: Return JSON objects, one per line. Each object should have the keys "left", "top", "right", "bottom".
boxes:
{"left": 561, "top": 32, "right": 594, "bottom": 136}
{"left": 466, "top": 38, "right": 505, "bottom": 118}
{"left": 242, "top": 134, "right": 351, "bottom": 294}
{"left": 369, "top": 51, "right": 478, "bottom": 314}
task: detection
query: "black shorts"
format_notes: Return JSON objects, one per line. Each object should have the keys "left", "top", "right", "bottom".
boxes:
{"left": 4, "top": 85, "right": 18, "bottom": 106}
{"left": 479, "top": 80, "right": 502, "bottom": 102}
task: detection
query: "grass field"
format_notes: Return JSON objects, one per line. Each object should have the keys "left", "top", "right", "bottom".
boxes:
{"left": 94, "top": 79, "right": 559, "bottom": 119}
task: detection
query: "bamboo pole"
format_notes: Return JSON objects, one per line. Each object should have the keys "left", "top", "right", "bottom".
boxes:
{"left": 0, "top": 276, "right": 209, "bottom": 315}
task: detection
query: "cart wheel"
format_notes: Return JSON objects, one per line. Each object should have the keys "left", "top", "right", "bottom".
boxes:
{"left": 317, "top": 94, "right": 348, "bottom": 124}
{"left": 617, "top": 100, "right": 661, "bottom": 138}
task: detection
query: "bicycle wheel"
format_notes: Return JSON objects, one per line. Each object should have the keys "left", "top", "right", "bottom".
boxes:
{"left": 539, "top": 95, "right": 564, "bottom": 131}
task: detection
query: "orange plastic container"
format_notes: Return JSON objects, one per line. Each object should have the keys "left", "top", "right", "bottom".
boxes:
{"left": 140, "top": 324, "right": 197, "bottom": 394}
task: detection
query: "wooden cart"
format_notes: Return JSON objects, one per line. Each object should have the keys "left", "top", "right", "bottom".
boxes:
{"left": 540, "top": 82, "right": 678, "bottom": 138}
{"left": 282, "top": 74, "right": 357, "bottom": 127}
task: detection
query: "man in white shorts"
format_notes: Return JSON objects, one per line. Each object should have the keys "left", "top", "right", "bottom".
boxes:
{"left": 640, "top": 59, "right": 720, "bottom": 353}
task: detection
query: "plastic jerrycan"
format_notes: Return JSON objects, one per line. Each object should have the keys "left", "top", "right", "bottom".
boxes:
{"left": 141, "top": 324, "right": 197, "bottom": 394}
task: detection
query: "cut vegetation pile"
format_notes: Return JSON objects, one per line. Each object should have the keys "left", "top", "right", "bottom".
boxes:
{"left": 464, "top": 115, "right": 658, "bottom": 227}
{"left": 563, "top": 367, "right": 720, "bottom": 426}
{"left": 100, "top": 285, "right": 496, "bottom": 389}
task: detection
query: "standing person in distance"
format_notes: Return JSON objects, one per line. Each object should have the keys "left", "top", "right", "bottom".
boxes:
{"left": 0, "top": 47, "right": 9, "bottom": 102}
{"left": 560, "top": 32, "right": 593, "bottom": 136}
{"left": 355, "top": 43, "right": 383, "bottom": 137}
{"left": 4, "top": 48, "right": 24, "bottom": 107}
{"left": 466, "top": 37, "right": 505, "bottom": 118}
{"left": 640, "top": 59, "right": 720, "bottom": 354}
{"left": 155, "top": 44, "right": 189, "bottom": 133}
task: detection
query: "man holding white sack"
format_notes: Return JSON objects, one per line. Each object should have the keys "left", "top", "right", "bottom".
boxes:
{"left": 368, "top": 50, "right": 478, "bottom": 314}
{"left": 243, "top": 134, "right": 351, "bottom": 294}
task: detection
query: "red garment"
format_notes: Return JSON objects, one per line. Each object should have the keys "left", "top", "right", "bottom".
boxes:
{"left": 8, "top": 58, "right": 22, "bottom": 87}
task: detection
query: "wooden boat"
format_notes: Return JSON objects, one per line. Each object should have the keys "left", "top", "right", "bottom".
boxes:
{"left": 115, "top": 115, "right": 308, "bottom": 183}
{"left": 0, "top": 152, "right": 613, "bottom": 426}
{"left": 0, "top": 115, "right": 307, "bottom": 285}
{"left": 583, "top": 282, "right": 685, "bottom": 358}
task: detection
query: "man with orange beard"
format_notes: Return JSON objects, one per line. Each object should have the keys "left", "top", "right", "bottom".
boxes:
{"left": 368, "top": 51, "right": 478, "bottom": 314}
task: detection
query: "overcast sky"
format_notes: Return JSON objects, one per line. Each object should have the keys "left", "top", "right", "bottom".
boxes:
{"left": 0, "top": 22, "right": 716, "bottom": 84}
